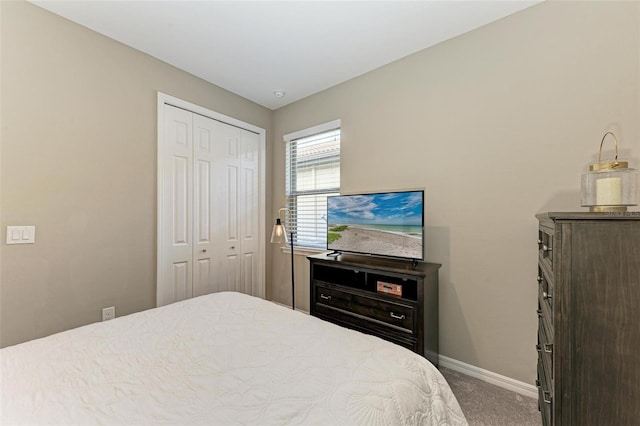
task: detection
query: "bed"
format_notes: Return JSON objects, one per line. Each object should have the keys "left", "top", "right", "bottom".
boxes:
{"left": 1, "top": 292, "right": 467, "bottom": 425}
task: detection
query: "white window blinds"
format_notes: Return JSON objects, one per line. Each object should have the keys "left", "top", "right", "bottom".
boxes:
{"left": 286, "top": 127, "right": 340, "bottom": 249}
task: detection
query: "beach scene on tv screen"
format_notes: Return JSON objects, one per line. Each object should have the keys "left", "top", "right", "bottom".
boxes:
{"left": 327, "top": 191, "right": 423, "bottom": 259}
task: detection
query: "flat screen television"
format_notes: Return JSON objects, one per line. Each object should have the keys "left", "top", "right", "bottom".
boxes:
{"left": 327, "top": 190, "right": 424, "bottom": 261}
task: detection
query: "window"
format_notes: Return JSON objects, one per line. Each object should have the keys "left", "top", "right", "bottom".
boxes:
{"left": 284, "top": 121, "right": 340, "bottom": 249}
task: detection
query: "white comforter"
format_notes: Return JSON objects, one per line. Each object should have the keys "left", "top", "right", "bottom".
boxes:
{"left": 1, "top": 292, "right": 467, "bottom": 425}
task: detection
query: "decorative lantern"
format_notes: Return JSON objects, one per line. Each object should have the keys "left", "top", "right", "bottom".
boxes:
{"left": 581, "top": 132, "right": 638, "bottom": 212}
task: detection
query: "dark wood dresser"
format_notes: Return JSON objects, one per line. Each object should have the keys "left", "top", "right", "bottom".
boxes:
{"left": 535, "top": 212, "right": 640, "bottom": 426}
{"left": 308, "top": 253, "right": 440, "bottom": 367}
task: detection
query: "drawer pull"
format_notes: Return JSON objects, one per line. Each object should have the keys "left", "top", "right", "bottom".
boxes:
{"left": 536, "top": 344, "right": 542, "bottom": 352}
{"left": 536, "top": 309, "right": 543, "bottom": 317}
{"left": 543, "top": 391, "right": 552, "bottom": 404}
{"left": 544, "top": 343, "right": 553, "bottom": 354}
{"left": 537, "top": 276, "right": 543, "bottom": 284}
{"left": 390, "top": 312, "right": 406, "bottom": 320}
{"left": 320, "top": 294, "right": 332, "bottom": 301}
{"left": 543, "top": 291, "right": 552, "bottom": 300}
{"left": 542, "top": 244, "right": 552, "bottom": 253}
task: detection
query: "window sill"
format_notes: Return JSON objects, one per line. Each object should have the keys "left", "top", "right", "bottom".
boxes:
{"left": 278, "top": 245, "right": 326, "bottom": 257}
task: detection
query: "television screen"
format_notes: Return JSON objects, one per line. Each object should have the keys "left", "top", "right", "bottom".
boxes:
{"left": 327, "top": 190, "right": 424, "bottom": 261}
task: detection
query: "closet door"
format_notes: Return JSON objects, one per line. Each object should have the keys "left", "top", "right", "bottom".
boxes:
{"left": 159, "top": 105, "right": 194, "bottom": 306}
{"left": 192, "top": 115, "right": 215, "bottom": 297}
{"left": 158, "top": 102, "right": 264, "bottom": 306}
{"left": 240, "top": 130, "right": 262, "bottom": 297}
{"left": 210, "top": 122, "right": 262, "bottom": 296}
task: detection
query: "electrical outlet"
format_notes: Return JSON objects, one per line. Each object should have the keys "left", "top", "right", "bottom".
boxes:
{"left": 102, "top": 306, "right": 115, "bottom": 321}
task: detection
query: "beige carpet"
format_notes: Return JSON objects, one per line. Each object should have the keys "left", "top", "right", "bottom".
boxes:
{"left": 441, "top": 367, "right": 542, "bottom": 426}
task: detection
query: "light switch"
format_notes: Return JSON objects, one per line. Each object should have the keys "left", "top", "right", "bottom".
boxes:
{"left": 6, "top": 226, "right": 35, "bottom": 244}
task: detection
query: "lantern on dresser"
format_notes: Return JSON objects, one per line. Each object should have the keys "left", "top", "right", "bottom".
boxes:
{"left": 581, "top": 132, "right": 638, "bottom": 212}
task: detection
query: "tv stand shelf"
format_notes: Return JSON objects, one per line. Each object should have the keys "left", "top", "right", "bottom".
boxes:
{"left": 308, "top": 253, "right": 440, "bottom": 366}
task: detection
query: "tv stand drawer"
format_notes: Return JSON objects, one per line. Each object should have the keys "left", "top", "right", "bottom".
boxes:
{"left": 314, "top": 284, "right": 415, "bottom": 333}
{"left": 308, "top": 253, "right": 440, "bottom": 366}
{"left": 314, "top": 311, "right": 418, "bottom": 352}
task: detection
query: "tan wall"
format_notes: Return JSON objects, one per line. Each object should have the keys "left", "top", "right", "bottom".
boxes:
{"left": 271, "top": 0, "right": 640, "bottom": 383}
{"left": 0, "top": 1, "right": 272, "bottom": 347}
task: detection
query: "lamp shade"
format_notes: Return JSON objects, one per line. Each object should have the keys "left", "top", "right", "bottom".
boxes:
{"left": 270, "top": 218, "right": 288, "bottom": 244}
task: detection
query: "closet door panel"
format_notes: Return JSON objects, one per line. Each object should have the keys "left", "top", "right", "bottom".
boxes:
{"left": 226, "top": 165, "right": 239, "bottom": 244}
{"left": 172, "top": 156, "right": 189, "bottom": 245}
{"left": 224, "top": 252, "right": 240, "bottom": 293}
{"left": 172, "top": 262, "right": 191, "bottom": 301}
{"left": 193, "top": 258, "right": 211, "bottom": 298}
{"left": 242, "top": 252, "right": 256, "bottom": 295}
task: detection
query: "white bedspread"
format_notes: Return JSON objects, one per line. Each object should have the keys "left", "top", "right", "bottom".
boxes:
{"left": 1, "top": 292, "right": 467, "bottom": 425}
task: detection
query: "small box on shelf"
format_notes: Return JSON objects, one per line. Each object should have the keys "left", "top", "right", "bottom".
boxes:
{"left": 376, "top": 281, "right": 402, "bottom": 296}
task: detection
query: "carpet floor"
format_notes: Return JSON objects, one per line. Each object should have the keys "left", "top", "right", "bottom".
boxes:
{"left": 440, "top": 367, "right": 542, "bottom": 426}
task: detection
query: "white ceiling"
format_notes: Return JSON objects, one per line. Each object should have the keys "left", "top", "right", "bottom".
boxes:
{"left": 31, "top": 1, "right": 541, "bottom": 110}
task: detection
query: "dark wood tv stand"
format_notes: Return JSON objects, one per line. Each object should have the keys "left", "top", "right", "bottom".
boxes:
{"left": 308, "top": 253, "right": 440, "bottom": 367}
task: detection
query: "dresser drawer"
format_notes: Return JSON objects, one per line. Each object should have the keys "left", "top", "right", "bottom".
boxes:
{"left": 537, "top": 321, "right": 553, "bottom": 381}
{"left": 314, "top": 284, "right": 415, "bottom": 334}
{"left": 537, "top": 355, "right": 552, "bottom": 426}
{"left": 538, "top": 227, "right": 554, "bottom": 272}
{"left": 537, "top": 264, "right": 554, "bottom": 300}
{"left": 537, "top": 269, "right": 553, "bottom": 332}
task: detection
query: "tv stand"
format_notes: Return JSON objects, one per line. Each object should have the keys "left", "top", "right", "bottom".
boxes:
{"left": 308, "top": 252, "right": 440, "bottom": 366}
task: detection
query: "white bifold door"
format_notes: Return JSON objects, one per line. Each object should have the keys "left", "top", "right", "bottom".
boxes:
{"left": 158, "top": 103, "right": 264, "bottom": 306}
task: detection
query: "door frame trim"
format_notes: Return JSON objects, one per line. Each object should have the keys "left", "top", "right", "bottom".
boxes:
{"left": 156, "top": 92, "right": 266, "bottom": 305}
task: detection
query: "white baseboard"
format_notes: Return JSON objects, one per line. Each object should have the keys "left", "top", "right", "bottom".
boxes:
{"left": 439, "top": 355, "right": 538, "bottom": 399}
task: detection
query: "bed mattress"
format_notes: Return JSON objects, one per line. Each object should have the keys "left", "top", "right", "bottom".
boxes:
{"left": 1, "top": 291, "right": 466, "bottom": 425}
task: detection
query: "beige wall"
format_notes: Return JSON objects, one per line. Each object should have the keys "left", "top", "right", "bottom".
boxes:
{"left": 271, "top": 0, "right": 640, "bottom": 384}
{"left": 0, "top": 1, "right": 272, "bottom": 347}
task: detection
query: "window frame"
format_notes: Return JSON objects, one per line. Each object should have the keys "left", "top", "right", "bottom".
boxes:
{"left": 283, "top": 119, "right": 341, "bottom": 250}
